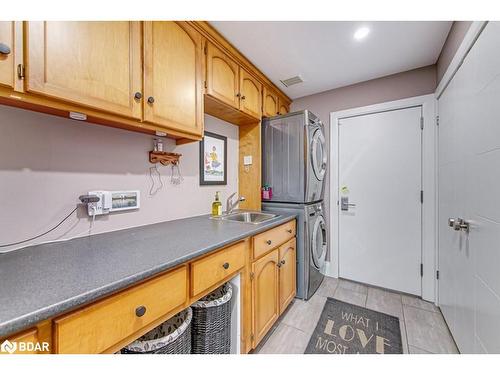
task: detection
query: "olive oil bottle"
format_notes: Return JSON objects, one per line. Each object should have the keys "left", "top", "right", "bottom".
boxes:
{"left": 211, "top": 191, "right": 222, "bottom": 216}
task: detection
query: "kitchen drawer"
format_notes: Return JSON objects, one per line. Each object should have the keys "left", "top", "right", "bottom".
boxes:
{"left": 54, "top": 266, "right": 188, "bottom": 354}
{"left": 0, "top": 329, "right": 40, "bottom": 354}
{"left": 253, "top": 220, "right": 296, "bottom": 259}
{"left": 190, "top": 241, "right": 246, "bottom": 297}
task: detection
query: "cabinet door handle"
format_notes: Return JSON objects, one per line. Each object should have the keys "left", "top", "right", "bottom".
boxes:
{"left": 241, "top": 95, "right": 246, "bottom": 100}
{"left": 147, "top": 96, "right": 155, "bottom": 104}
{"left": 134, "top": 92, "right": 143, "bottom": 100}
{"left": 222, "top": 262, "right": 230, "bottom": 270}
{"left": 236, "top": 93, "right": 241, "bottom": 98}
{"left": 277, "top": 262, "right": 282, "bottom": 268}
{"left": 266, "top": 240, "right": 272, "bottom": 245}
{"left": 135, "top": 305, "right": 147, "bottom": 317}
{"left": 286, "top": 229, "right": 292, "bottom": 233}
{"left": 0, "top": 43, "right": 11, "bottom": 55}
{"left": 281, "top": 260, "right": 286, "bottom": 265}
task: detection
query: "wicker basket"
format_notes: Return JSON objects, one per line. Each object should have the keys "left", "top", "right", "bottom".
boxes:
{"left": 121, "top": 307, "right": 192, "bottom": 354}
{"left": 191, "top": 283, "right": 233, "bottom": 354}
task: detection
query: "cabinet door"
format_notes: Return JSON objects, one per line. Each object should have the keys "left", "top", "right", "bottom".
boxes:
{"left": 0, "top": 21, "right": 15, "bottom": 89}
{"left": 206, "top": 42, "right": 240, "bottom": 109}
{"left": 252, "top": 248, "right": 279, "bottom": 347}
{"left": 279, "top": 238, "right": 296, "bottom": 314}
{"left": 262, "top": 86, "right": 279, "bottom": 117}
{"left": 278, "top": 96, "right": 290, "bottom": 115}
{"left": 239, "top": 68, "right": 262, "bottom": 119}
{"left": 26, "top": 22, "right": 142, "bottom": 119}
{"left": 144, "top": 21, "right": 203, "bottom": 136}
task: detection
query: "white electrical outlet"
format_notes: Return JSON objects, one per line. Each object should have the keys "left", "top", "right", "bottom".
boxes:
{"left": 243, "top": 155, "right": 253, "bottom": 165}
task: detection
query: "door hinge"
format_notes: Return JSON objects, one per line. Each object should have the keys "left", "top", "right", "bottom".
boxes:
{"left": 420, "top": 117, "right": 424, "bottom": 130}
{"left": 204, "top": 43, "right": 208, "bottom": 55}
{"left": 250, "top": 334, "right": 254, "bottom": 341}
{"left": 250, "top": 272, "right": 255, "bottom": 281}
{"left": 204, "top": 80, "right": 207, "bottom": 89}
{"left": 420, "top": 263, "right": 423, "bottom": 277}
{"left": 17, "top": 64, "right": 25, "bottom": 79}
{"left": 436, "top": 270, "right": 440, "bottom": 280}
{"left": 436, "top": 115, "right": 440, "bottom": 126}
{"left": 420, "top": 190, "right": 423, "bottom": 204}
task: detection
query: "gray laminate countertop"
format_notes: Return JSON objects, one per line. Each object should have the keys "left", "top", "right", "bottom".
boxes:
{"left": 0, "top": 212, "right": 295, "bottom": 337}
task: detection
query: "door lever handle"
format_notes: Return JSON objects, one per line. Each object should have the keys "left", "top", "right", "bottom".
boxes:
{"left": 452, "top": 218, "right": 470, "bottom": 233}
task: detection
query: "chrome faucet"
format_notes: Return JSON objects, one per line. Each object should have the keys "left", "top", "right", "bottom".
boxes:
{"left": 225, "top": 192, "right": 245, "bottom": 215}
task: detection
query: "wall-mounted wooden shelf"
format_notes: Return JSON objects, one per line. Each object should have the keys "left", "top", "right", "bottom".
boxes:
{"left": 149, "top": 151, "right": 182, "bottom": 166}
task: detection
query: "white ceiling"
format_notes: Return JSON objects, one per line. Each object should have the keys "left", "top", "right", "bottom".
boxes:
{"left": 210, "top": 21, "right": 452, "bottom": 99}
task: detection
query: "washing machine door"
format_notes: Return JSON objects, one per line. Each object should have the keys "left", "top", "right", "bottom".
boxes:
{"left": 311, "top": 128, "right": 327, "bottom": 181}
{"left": 311, "top": 214, "right": 327, "bottom": 269}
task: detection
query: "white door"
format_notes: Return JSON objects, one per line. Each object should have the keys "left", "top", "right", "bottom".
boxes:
{"left": 438, "top": 21, "right": 500, "bottom": 353}
{"left": 338, "top": 106, "right": 422, "bottom": 295}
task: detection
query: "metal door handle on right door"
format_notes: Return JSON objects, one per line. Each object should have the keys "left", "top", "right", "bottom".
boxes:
{"left": 340, "top": 197, "right": 356, "bottom": 211}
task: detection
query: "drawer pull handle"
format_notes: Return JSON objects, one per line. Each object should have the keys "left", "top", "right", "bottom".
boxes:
{"left": 147, "top": 96, "right": 155, "bottom": 104}
{"left": 135, "top": 305, "right": 147, "bottom": 317}
{"left": 222, "top": 262, "right": 230, "bottom": 270}
{"left": 281, "top": 260, "right": 286, "bottom": 265}
{"left": 266, "top": 240, "right": 272, "bottom": 245}
{"left": 134, "top": 92, "right": 143, "bottom": 100}
{"left": 286, "top": 229, "right": 292, "bottom": 233}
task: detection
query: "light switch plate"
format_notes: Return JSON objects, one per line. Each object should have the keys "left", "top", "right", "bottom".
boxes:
{"left": 243, "top": 155, "right": 253, "bottom": 165}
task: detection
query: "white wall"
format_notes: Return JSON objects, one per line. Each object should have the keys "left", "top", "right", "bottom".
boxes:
{"left": 0, "top": 106, "right": 238, "bottom": 251}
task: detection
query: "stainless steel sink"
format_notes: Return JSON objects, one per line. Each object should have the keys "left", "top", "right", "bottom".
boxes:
{"left": 211, "top": 211, "right": 278, "bottom": 224}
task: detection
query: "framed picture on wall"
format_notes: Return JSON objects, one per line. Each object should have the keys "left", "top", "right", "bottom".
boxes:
{"left": 199, "top": 131, "right": 227, "bottom": 185}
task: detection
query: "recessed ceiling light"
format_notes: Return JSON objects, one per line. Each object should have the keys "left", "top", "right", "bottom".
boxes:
{"left": 353, "top": 27, "right": 370, "bottom": 41}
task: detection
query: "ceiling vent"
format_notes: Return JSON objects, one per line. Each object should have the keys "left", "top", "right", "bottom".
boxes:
{"left": 280, "top": 75, "right": 304, "bottom": 87}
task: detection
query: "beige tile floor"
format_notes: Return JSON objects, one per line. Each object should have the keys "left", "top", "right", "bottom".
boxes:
{"left": 255, "top": 277, "right": 459, "bottom": 354}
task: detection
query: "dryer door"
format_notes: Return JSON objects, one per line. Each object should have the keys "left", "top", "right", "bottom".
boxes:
{"left": 311, "top": 214, "right": 327, "bottom": 269}
{"left": 311, "top": 128, "right": 327, "bottom": 181}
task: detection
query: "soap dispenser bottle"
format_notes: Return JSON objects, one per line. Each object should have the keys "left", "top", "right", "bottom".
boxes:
{"left": 212, "top": 191, "right": 222, "bottom": 217}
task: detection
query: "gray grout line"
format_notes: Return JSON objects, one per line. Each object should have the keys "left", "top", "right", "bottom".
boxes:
{"left": 410, "top": 344, "right": 435, "bottom": 354}
{"left": 281, "top": 321, "right": 309, "bottom": 335}
{"left": 401, "top": 300, "right": 410, "bottom": 353}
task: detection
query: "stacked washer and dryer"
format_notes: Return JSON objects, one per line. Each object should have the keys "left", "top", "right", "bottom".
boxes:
{"left": 262, "top": 110, "right": 328, "bottom": 300}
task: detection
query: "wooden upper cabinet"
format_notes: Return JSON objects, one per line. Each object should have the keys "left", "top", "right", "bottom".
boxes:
{"left": 252, "top": 248, "right": 279, "bottom": 346}
{"left": 0, "top": 21, "right": 15, "bottom": 89}
{"left": 239, "top": 68, "right": 262, "bottom": 119}
{"left": 263, "top": 86, "right": 279, "bottom": 117}
{"left": 25, "top": 21, "right": 142, "bottom": 119}
{"left": 278, "top": 96, "right": 290, "bottom": 116}
{"left": 143, "top": 22, "right": 204, "bottom": 137}
{"left": 278, "top": 238, "right": 296, "bottom": 314}
{"left": 206, "top": 42, "right": 240, "bottom": 109}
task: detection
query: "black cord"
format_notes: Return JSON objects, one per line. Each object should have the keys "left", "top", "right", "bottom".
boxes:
{"left": 0, "top": 206, "right": 79, "bottom": 248}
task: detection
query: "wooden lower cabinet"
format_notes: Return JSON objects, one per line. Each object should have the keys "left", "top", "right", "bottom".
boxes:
{"left": 251, "top": 233, "right": 297, "bottom": 348}
{"left": 279, "top": 238, "right": 296, "bottom": 314}
{"left": 251, "top": 248, "right": 280, "bottom": 346}
{"left": 0, "top": 329, "right": 39, "bottom": 355}
{"left": 1, "top": 221, "right": 296, "bottom": 354}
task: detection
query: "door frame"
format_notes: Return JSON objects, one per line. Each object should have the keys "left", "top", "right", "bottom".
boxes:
{"left": 329, "top": 94, "right": 437, "bottom": 302}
